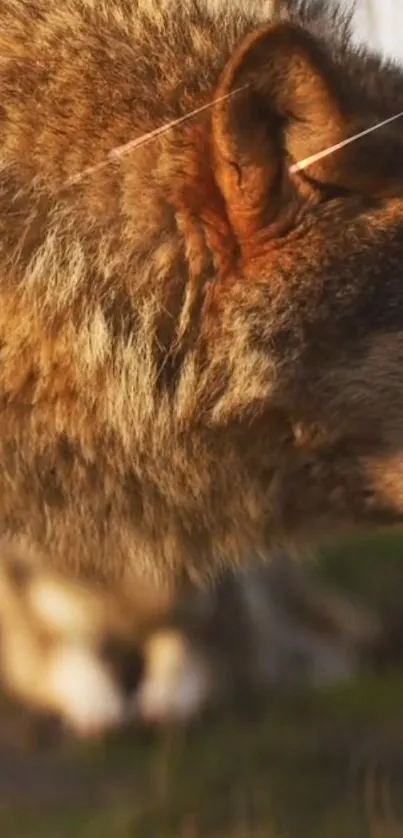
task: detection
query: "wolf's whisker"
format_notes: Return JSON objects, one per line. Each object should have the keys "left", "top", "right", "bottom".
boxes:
{"left": 66, "top": 89, "right": 403, "bottom": 188}
{"left": 66, "top": 85, "right": 249, "bottom": 187}
{"left": 290, "top": 109, "right": 403, "bottom": 173}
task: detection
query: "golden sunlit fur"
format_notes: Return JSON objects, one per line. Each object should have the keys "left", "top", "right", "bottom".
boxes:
{"left": 1, "top": 0, "right": 403, "bottom": 583}
{"left": 0, "top": 0, "right": 402, "bottom": 727}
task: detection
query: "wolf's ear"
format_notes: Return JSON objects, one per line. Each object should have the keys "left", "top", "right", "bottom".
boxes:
{"left": 211, "top": 23, "right": 400, "bottom": 249}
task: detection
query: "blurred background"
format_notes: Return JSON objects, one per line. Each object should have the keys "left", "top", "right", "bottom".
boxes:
{"left": 350, "top": 0, "right": 403, "bottom": 61}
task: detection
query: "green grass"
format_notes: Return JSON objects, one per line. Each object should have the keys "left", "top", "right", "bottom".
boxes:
{"left": 1, "top": 532, "right": 403, "bottom": 838}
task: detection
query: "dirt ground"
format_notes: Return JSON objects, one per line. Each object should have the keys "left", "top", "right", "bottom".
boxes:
{"left": 1, "top": 533, "right": 403, "bottom": 838}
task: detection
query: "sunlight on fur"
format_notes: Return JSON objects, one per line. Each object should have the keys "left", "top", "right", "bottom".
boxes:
{"left": 0, "top": 0, "right": 402, "bottom": 737}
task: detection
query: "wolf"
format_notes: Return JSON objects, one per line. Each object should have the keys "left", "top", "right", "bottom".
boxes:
{"left": 0, "top": 0, "right": 401, "bottom": 732}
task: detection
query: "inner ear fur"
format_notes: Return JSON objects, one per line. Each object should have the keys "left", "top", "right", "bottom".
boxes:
{"left": 211, "top": 23, "right": 400, "bottom": 247}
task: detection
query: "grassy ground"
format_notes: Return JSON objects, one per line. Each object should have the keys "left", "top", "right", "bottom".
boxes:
{"left": 1, "top": 533, "right": 403, "bottom": 838}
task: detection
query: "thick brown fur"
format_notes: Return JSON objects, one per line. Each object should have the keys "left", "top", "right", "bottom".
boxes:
{"left": 1, "top": 0, "right": 403, "bottom": 592}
